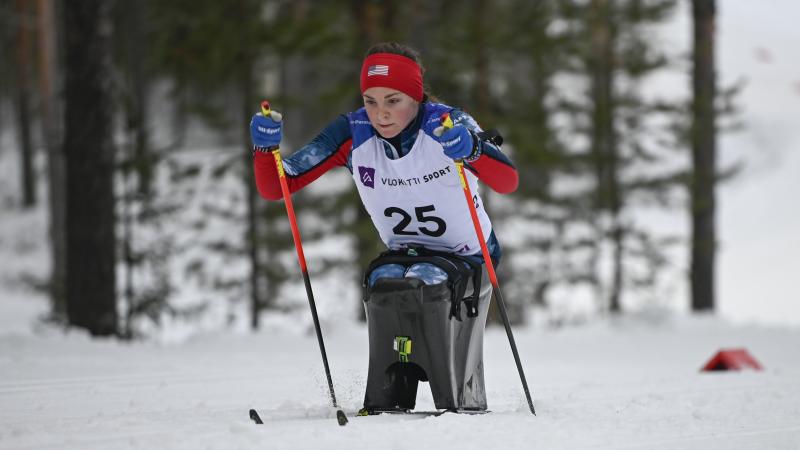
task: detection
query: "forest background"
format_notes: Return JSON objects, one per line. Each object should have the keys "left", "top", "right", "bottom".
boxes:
{"left": 1, "top": 0, "right": 798, "bottom": 341}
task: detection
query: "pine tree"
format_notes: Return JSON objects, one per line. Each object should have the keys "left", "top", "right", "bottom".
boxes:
{"left": 489, "top": 0, "right": 573, "bottom": 316}
{"left": 592, "top": 0, "right": 679, "bottom": 313}
{"left": 525, "top": 0, "right": 682, "bottom": 315}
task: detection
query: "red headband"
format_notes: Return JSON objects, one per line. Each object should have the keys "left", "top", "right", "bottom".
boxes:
{"left": 360, "top": 53, "right": 423, "bottom": 102}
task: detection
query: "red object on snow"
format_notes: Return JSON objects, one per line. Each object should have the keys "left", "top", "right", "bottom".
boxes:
{"left": 701, "top": 348, "right": 763, "bottom": 371}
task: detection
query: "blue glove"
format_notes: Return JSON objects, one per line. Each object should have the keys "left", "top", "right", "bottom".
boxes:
{"left": 250, "top": 113, "right": 282, "bottom": 149}
{"left": 436, "top": 125, "right": 477, "bottom": 160}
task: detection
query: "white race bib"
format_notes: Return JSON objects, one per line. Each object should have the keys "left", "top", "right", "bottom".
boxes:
{"left": 350, "top": 130, "right": 492, "bottom": 255}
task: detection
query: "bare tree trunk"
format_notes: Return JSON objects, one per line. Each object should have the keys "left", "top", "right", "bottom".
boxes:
{"left": 245, "top": 92, "right": 261, "bottom": 330}
{"left": 406, "top": 0, "right": 432, "bottom": 52}
{"left": 589, "top": 0, "right": 623, "bottom": 313}
{"left": 36, "top": 0, "right": 67, "bottom": 321}
{"left": 244, "top": 71, "right": 262, "bottom": 331}
{"left": 234, "top": 1, "right": 262, "bottom": 331}
{"left": 14, "top": 0, "right": 36, "bottom": 208}
{"left": 63, "top": 0, "right": 117, "bottom": 336}
{"left": 352, "top": 0, "right": 397, "bottom": 45}
{"left": 690, "top": 0, "right": 716, "bottom": 311}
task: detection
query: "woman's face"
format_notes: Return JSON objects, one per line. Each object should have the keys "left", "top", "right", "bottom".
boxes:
{"left": 362, "top": 87, "right": 419, "bottom": 138}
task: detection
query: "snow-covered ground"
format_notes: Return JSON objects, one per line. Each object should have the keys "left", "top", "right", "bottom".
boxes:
{"left": 2, "top": 195, "right": 795, "bottom": 449}
{"left": 1, "top": 305, "right": 799, "bottom": 450}
{"left": 2, "top": 1, "right": 800, "bottom": 449}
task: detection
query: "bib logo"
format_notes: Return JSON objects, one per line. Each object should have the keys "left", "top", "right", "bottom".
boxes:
{"left": 358, "top": 166, "right": 375, "bottom": 188}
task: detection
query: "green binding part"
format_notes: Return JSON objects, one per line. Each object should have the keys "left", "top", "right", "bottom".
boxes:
{"left": 394, "top": 336, "right": 412, "bottom": 362}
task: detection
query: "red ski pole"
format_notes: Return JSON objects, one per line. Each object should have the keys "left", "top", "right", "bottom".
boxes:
{"left": 435, "top": 113, "right": 536, "bottom": 415}
{"left": 258, "top": 101, "right": 347, "bottom": 426}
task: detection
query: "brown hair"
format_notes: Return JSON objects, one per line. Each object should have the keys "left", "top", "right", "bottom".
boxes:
{"left": 365, "top": 42, "right": 439, "bottom": 103}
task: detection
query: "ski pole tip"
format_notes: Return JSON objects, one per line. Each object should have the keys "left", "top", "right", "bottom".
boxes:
{"left": 433, "top": 112, "right": 453, "bottom": 137}
{"left": 440, "top": 112, "right": 453, "bottom": 128}
{"left": 260, "top": 100, "right": 282, "bottom": 122}
{"left": 249, "top": 408, "right": 264, "bottom": 424}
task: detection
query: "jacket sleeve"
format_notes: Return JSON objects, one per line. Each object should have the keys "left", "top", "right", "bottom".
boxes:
{"left": 450, "top": 109, "right": 519, "bottom": 194}
{"left": 253, "top": 114, "right": 353, "bottom": 200}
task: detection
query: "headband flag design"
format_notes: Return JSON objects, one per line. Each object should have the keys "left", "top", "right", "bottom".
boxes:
{"left": 360, "top": 53, "right": 423, "bottom": 102}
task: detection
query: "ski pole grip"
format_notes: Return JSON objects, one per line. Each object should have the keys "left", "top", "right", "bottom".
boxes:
{"left": 258, "top": 100, "right": 282, "bottom": 153}
{"left": 260, "top": 100, "right": 283, "bottom": 122}
{"left": 433, "top": 112, "right": 454, "bottom": 137}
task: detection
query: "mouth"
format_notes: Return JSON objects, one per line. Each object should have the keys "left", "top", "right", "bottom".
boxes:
{"left": 377, "top": 123, "right": 394, "bottom": 129}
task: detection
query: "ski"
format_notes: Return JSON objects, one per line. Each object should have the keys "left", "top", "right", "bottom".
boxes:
{"left": 357, "top": 407, "right": 490, "bottom": 417}
{"left": 336, "top": 410, "right": 349, "bottom": 426}
{"left": 249, "top": 408, "right": 349, "bottom": 426}
{"left": 248, "top": 407, "right": 488, "bottom": 425}
{"left": 249, "top": 408, "right": 263, "bottom": 424}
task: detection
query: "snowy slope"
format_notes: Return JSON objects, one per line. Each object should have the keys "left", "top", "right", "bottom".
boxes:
{"left": 2, "top": 1, "right": 800, "bottom": 449}
{"left": 1, "top": 312, "right": 799, "bottom": 450}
